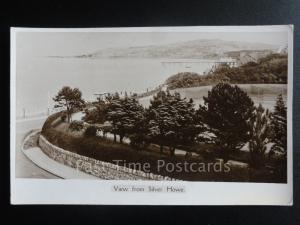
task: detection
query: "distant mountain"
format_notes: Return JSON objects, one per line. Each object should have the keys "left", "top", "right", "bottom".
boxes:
{"left": 74, "top": 39, "right": 278, "bottom": 59}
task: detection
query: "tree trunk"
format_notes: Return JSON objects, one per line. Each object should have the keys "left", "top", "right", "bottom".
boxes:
{"left": 67, "top": 113, "right": 70, "bottom": 123}
{"left": 66, "top": 106, "right": 70, "bottom": 123}
{"left": 120, "top": 135, "right": 124, "bottom": 144}
{"left": 113, "top": 134, "right": 116, "bottom": 143}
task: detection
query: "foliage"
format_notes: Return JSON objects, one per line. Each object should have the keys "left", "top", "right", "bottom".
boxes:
{"left": 84, "top": 126, "right": 97, "bottom": 137}
{"left": 105, "top": 93, "right": 147, "bottom": 144}
{"left": 82, "top": 100, "right": 107, "bottom": 124}
{"left": 53, "top": 86, "right": 85, "bottom": 122}
{"left": 42, "top": 83, "right": 288, "bottom": 182}
{"left": 60, "top": 113, "right": 67, "bottom": 122}
{"left": 147, "top": 91, "right": 203, "bottom": 156}
{"left": 69, "top": 120, "right": 84, "bottom": 131}
{"left": 165, "top": 53, "right": 288, "bottom": 89}
{"left": 198, "top": 83, "right": 255, "bottom": 162}
{"left": 122, "top": 98, "right": 148, "bottom": 148}
{"left": 270, "top": 94, "right": 287, "bottom": 155}
{"left": 105, "top": 93, "right": 125, "bottom": 142}
{"left": 42, "top": 126, "right": 286, "bottom": 183}
{"left": 249, "top": 104, "right": 271, "bottom": 168}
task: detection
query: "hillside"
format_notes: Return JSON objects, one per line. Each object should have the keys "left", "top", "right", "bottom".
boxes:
{"left": 75, "top": 39, "right": 277, "bottom": 59}
{"left": 165, "top": 53, "right": 288, "bottom": 89}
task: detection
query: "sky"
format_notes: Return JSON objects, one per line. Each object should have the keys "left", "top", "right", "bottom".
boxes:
{"left": 16, "top": 31, "right": 288, "bottom": 57}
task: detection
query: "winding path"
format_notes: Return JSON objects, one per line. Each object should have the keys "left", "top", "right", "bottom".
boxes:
{"left": 15, "top": 117, "right": 58, "bottom": 178}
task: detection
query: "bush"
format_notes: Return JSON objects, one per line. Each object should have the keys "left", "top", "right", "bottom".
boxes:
{"left": 61, "top": 113, "right": 67, "bottom": 122}
{"left": 84, "top": 126, "right": 97, "bottom": 137}
{"left": 69, "top": 120, "right": 84, "bottom": 131}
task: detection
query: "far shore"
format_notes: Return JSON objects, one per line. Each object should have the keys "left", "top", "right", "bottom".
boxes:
{"left": 139, "top": 83, "right": 287, "bottom": 109}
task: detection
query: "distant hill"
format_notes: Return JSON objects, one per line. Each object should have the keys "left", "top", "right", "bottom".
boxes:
{"left": 74, "top": 39, "right": 277, "bottom": 59}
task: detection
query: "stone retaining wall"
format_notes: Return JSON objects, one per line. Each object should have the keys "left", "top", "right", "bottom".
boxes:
{"left": 23, "top": 130, "right": 40, "bottom": 150}
{"left": 39, "top": 135, "right": 177, "bottom": 180}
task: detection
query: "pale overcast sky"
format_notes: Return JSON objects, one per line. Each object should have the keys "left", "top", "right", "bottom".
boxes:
{"left": 16, "top": 31, "right": 288, "bottom": 57}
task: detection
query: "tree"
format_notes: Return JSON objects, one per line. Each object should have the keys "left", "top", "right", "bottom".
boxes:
{"left": 170, "top": 93, "right": 201, "bottom": 147}
{"left": 82, "top": 100, "right": 107, "bottom": 124}
{"left": 147, "top": 91, "right": 170, "bottom": 153}
{"left": 122, "top": 97, "right": 148, "bottom": 148}
{"left": 147, "top": 91, "right": 178, "bottom": 156}
{"left": 249, "top": 104, "right": 271, "bottom": 168}
{"left": 53, "top": 86, "right": 85, "bottom": 122}
{"left": 84, "top": 126, "right": 97, "bottom": 137}
{"left": 270, "top": 94, "right": 287, "bottom": 155}
{"left": 198, "top": 83, "right": 255, "bottom": 162}
{"left": 147, "top": 91, "right": 200, "bottom": 156}
{"left": 105, "top": 94, "right": 146, "bottom": 144}
{"left": 105, "top": 93, "right": 123, "bottom": 143}
{"left": 69, "top": 120, "right": 84, "bottom": 131}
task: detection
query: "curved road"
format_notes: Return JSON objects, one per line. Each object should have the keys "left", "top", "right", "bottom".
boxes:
{"left": 15, "top": 117, "right": 59, "bottom": 179}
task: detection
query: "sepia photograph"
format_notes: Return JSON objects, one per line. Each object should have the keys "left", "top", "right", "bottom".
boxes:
{"left": 10, "top": 26, "right": 293, "bottom": 205}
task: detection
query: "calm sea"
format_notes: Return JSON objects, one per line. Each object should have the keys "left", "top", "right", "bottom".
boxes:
{"left": 16, "top": 57, "right": 218, "bottom": 118}
{"left": 16, "top": 56, "right": 287, "bottom": 118}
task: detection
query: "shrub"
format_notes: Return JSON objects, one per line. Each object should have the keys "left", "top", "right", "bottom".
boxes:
{"left": 61, "top": 113, "right": 67, "bottom": 122}
{"left": 84, "top": 126, "right": 97, "bottom": 137}
{"left": 69, "top": 120, "right": 84, "bottom": 131}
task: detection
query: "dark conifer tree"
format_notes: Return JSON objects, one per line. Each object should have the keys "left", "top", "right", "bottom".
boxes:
{"left": 249, "top": 104, "right": 271, "bottom": 168}
{"left": 105, "top": 93, "right": 123, "bottom": 142}
{"left": 82, "top": 100, "right": 107, "bottom": 124}
{"left": 198, "top": 83, "right": 255, "bottom": 162}
{"left": 147, "top": 91, "right": 200, "bottom": 156}
{"left": 121, "top": 96, "right": 146, "bottom": 146}
{"left": 147, "top": 91, "right": 176, "bottom": 155}
{"left": 53, "top": 86, "right": 85, "bottom": 122}
{"left": 270, "top": 94, "right": 287, "bottom": 155}
{"left": 106, "top": 94, "right": 146, "bottom": 144}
